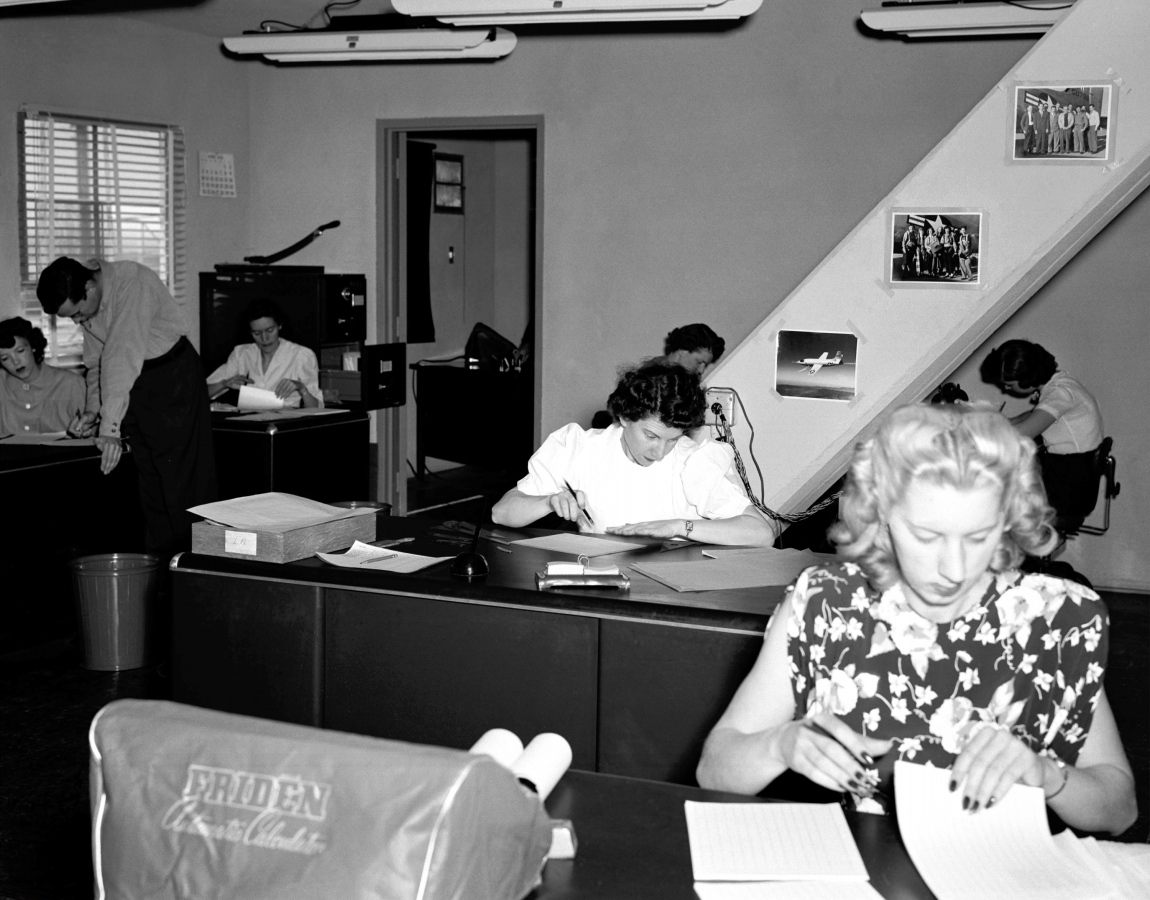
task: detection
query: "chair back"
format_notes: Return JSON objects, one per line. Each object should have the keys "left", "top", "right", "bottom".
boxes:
{"left": 1073, "top": 436, "right": 1120, "bottom": 536}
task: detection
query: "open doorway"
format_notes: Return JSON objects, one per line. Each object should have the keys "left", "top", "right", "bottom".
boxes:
{"left": 376, "top": 117, "right": 542, "bottom": 515}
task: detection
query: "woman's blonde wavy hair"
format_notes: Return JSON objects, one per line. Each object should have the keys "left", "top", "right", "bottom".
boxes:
{"left": 829, "top": 403, "right": 1058, "bottom": 590}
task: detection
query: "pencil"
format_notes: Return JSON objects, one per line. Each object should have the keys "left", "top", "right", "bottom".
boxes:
{"left": 804, "top": 719, "right": 874, "bottom": 769}
{"left": 563, "top": 479, "right": 595, "bottom": 527}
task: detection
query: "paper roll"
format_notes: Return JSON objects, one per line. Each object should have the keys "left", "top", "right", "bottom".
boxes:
{"left": 511, "top": 733, "right": 572, "bottom": 801}
{"left": 469, "top": 728, "right": 524, "bottom": 769}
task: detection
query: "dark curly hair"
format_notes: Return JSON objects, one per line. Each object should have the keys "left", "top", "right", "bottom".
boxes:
{"left": 829, "top": 403, "right": 1058, "bottom": 589}
{"left": 0, "top": 316, "right": 48, "bottom": 365}
{"left": 663, "top": 323, "right": 725, "bottom": 363}
{"left": 979, "top": 340, "right": 1057, "bottom": 391}
{"left": 606, "top": 361, "right": 706, "bottom": 430}
{"left": 35, "top": 257, "right": 93, "bottom": 315}
{"left": 243, "top": 298, "right": 287, "bottom": 331}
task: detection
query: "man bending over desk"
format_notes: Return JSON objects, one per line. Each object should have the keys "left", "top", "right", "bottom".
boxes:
{"left": 492, "top": 361, "right": 772, "bottom": 547}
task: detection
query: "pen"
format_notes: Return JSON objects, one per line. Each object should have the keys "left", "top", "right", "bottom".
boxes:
{"left": 374, "top": 537, "right": 415, "bottom": 548}
{"left": 359, "top": 551, "right": 398, "bottom": 565}
{"left": 563, "top": 479, "right": 595, "bottom": 528}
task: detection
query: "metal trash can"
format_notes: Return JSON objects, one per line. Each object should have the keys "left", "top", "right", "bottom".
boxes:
{"left": 70, "top": 553, "right": 161, "bottom": 671}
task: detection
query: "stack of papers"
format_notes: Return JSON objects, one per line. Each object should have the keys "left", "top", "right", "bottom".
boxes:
{"left": 188, "top": 492, "right": 377, "bottom": 532}
{"left": 685, "top": 801, "right": 881, "bottom": 900}
{"left": 632, "top": 548, "right": 834, "bottom": 592}
{"left": 510, "top": 533, "right": 645, "bottom": 557}
{"left": 896, "top": 761, "right": 1150, "bottom": 900}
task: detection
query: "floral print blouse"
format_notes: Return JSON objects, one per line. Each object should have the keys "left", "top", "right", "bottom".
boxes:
{"left": 785, "top": 562, "right": 1107, "bottom": 811}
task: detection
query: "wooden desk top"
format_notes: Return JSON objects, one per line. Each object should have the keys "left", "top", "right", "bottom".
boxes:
{"left": 532, "top": 770, "right": 934, "bottom": 900}
{"left": 172, "top": 515, "right": 793, "bottom": 635}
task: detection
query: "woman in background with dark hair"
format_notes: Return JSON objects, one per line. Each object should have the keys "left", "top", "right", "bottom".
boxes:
{"left": 206, "top": 298, "right": 322, "bottom": 408}
{"left": 662, "top": 323, "right": 726, "bottom": 376}
{"left": 0, "top": 316, "right": 85, "bottom": 435}
{"left": 493, "top": 360, "right": 771, "bottom": 546}
{"left": 980, "top": 339, "right": 1102, "bottom": 532}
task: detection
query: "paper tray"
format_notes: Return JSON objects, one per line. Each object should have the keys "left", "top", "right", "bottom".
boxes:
{"left": 535, "top": 572, "right": 630, "bottom": 591}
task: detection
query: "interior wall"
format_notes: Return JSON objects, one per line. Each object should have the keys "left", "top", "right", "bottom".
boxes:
{"left": 0, "top": 17, "right": 250, "bottom": 346}
{"left": 235, "top": 7, "right": 1034, "bottom": 433}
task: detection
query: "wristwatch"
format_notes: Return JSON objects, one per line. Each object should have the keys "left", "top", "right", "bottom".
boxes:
{"left": 683, "top": 520, "right": 695, "bottom": 540}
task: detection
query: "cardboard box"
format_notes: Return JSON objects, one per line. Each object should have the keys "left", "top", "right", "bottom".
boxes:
{"left": 191, "top": 514, "right": 375, "bottom": 563}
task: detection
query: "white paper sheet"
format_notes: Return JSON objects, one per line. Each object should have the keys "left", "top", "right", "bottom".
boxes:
{"left": 228, "top": 408, "right": 350, "bottom": 421}
{"left": 510, "top": 533, "right": 646, "bottom": 557}
{"left": 894, "top": 761, "right": 1117, "bottom": 900}
{"left": 237, "top": 385, "right": 284, "bottom": 410}
{"left": 188, "top": 492, "right": 375, "bottom": 533}
{"left": 315, "top": 540, "right": 451, "bottom": 573}
{"left": 684, "top": 801, "right": 869, "bottom": 882}
{"left": 693, "top": 882, "right": 885, "bottom": 900}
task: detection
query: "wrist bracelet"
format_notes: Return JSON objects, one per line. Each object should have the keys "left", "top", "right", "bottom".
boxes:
{"left": 683, "top": 519, "right": 695, "bottom": 540}
{"left": 1045, "top": 757, "right": 1069, "bottom": 800}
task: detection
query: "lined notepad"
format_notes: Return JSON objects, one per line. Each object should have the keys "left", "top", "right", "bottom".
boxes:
{"left": 684, "top": 802, "right": 869, "bottom": 882}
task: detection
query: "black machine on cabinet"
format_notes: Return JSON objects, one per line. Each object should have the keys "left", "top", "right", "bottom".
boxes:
{"left": 199, "top": 265, "right": 404, "bottom": 410}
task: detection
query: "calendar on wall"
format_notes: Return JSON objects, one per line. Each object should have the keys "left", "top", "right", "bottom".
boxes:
{"left": 199, "top": 151, "right": 237, "bottom": 197}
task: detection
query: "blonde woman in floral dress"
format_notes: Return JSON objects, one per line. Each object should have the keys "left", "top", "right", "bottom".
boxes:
{"left": 697, "top": 403, "right": 1136, "bottom": 835}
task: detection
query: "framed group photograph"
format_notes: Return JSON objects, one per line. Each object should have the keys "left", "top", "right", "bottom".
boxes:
{"left": 888, "top": 209, "right": 984, "bottom": 288}
{"left": 1011, "top": 83, "right": 1114, "bottom": 163}
{"left": 775, "top": 329, "right": 858, "bottom": 402}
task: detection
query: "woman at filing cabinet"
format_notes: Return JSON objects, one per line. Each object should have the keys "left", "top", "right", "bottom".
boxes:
{"left": 493, "top": 360, "right": 772, "bottom": 547}
{"left": 697, "top": 403, "right": 1135, "bottom": 835}
{"left": 206, "top": 299, "right": 322, "bottom": 408}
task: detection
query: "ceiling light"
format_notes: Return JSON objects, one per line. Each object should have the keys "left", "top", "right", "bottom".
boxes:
{"left": 222, "top": 26, "right": 516, "bottom": 63}
{"left": 392, "top": 0, "right": 762, "bottom": 25}
{"left": 859, "top": 1, "right": 1073, "bottom": 39}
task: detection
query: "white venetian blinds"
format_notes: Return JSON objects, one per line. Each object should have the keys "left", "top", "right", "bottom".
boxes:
{"left": 16, "top": 107, "right": 186, "bottom": 362}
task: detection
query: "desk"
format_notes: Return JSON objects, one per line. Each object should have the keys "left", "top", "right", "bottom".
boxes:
{"left": 1, "top": 442, "right": 143, "bottom": 652}
{"left": 411, "top": 362, "right": 532, "bottom": 476}
{"left": 171, "top": 517, "right": 781, "bottom": 784}
{"left": 531, "top": 770, "right": 935, "bottom": 899}
{"left": 211, "top": 410, "right": 370, "bottom": 502}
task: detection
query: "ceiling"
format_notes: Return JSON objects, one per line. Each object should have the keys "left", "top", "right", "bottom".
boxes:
{"left": 5, "top": 0, "right": 406, "bottom": 38}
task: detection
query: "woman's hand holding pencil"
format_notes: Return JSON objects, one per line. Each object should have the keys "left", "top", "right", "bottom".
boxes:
{"left": 784, "top": 715, "right": 892, "bottom": 800}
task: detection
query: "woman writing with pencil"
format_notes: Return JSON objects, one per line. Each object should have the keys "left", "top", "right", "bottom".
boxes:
{"left": 697, "top": 403, "right": 1135, "bottom": 834}
{"left": 492, "top": 361, "right": 772, "bottom": 547}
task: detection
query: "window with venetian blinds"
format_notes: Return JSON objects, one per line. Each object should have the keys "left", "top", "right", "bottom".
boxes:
{"left": 17, "top": 107, "right": 186, "bottom": 363}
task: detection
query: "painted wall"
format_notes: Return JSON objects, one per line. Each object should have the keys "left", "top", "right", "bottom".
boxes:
{"left": 0, "top": 17, "right": 250, "bottom": 342}
{"left": 3, "top": 6, "right": 1144, "bottom": 589}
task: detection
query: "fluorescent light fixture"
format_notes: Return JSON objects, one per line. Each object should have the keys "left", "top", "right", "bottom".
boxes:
{"left": 222, "top": 27, "right": 516, "bottom": 62}
{"left": 392, "top": 0, "right": 762, "bottom": 25}
{"left": 860, "top": 1, "right": 1072, "bottom": 39}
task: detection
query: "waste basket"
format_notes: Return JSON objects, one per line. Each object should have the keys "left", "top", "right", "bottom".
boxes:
{"left": 70, "top": 553, "right": 161, "bottom": 671}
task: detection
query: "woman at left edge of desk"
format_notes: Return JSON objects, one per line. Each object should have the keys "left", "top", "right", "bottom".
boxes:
{"left": 492, "top": 360, "right": 773, "bottom": 547}
{"left": 0, "top": 316, "right": 85, "bottom": 435}
{"left": 206, "top": 298, "right": 323, "bottom": 409}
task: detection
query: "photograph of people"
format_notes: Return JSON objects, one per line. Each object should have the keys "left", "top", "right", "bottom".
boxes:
{"left": 0, "top": 316, "right": 85, "bottom": 435}
{"left": 493, "top": 360, "right": 773, "bottom": 546}
{"left": 1012, "top": 85, "right": 1112, "bottom": 160}
{"left": 206, "top": 298, "right": 322, "bottom": 408}
{"left": 697, "top": 403, "right": 1135, "bottom": 836}
{"left": 890, "top": 211, "right": 981, "bottom": 285}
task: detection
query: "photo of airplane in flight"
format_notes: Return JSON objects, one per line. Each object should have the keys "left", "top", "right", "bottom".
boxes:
{"left": 797, "top": 350, "right": 844, "bottom": 374}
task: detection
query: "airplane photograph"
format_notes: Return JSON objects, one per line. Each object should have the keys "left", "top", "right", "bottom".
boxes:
{"left": 797, "top": 350, "right": 844, "bottom": 374}
{"left": 776, "top": 329, "right": 858, "bottom": 402}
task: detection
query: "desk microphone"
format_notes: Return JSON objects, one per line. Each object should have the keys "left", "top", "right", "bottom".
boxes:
{"left": 450, "top": 518, "right": 489, "bottom": 582}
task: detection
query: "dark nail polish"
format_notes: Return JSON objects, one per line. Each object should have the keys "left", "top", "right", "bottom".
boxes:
{"left": 987, "top": 797, "right": 996, "bottom": 809}
{"left": 962, "top": 796, "right": 970, "bottom": 811}
{"left": 949, "top": 779, "right": 957, "bottom": 793}
{"left": 970, "top": 801, "right": 980, "bottom": 813}
{"left": 861, "top": 752, "right": 875, "bottom": 766}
